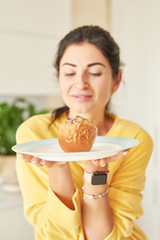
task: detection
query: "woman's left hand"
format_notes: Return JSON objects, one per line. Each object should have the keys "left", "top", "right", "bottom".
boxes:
{"left": 86, "top": 149, "right": 130, "bottom": 170}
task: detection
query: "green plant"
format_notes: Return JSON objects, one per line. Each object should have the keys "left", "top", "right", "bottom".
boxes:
{"left": 0, "top": 97, "right": 49, "bottom": 155}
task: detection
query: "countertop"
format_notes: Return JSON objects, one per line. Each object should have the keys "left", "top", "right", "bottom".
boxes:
{"left": 0, "top": 176, "right": 22, "bottom": 211}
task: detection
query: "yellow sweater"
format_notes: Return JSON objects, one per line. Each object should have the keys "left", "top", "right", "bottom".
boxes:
{"left": 16, "top": 113, "right": 153, "bottom": 240}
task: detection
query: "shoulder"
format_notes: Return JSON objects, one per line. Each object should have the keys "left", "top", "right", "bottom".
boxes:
{"left": 18, "top": 113, "right": 51, "bottom": 131}
{"left": 115, "top": 115, "right": 145, "bottom": 132}
{"left": 114, "top": 114, "right": 151, "bottom": 136}
{"left": 109, "top": 115, "right": 154, "bottom": 179}
{"left": 16, "top": 113, "right": 65, "bottom": 143}
{"left": 111, "top": 114, "right": 153, "bottom": 152}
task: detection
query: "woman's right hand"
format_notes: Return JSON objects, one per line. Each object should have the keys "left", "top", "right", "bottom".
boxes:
{"left": 18, "top": 153, "right": 75, "bottom": 209}
{"left": 17, "top": 153, "right": 66, "bottom": 168}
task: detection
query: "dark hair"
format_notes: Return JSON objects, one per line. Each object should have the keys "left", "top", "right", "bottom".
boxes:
{"left": 51, "top": 25, "right": 121, "bottom": 124}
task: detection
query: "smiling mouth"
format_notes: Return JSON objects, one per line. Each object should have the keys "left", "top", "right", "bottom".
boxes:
{"left": 71, "top": 94, "right": 93, "bottom": 102}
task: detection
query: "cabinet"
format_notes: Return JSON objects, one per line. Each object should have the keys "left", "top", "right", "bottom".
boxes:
{"left": 0, "top": 187, "right": 34, "bottom": 240}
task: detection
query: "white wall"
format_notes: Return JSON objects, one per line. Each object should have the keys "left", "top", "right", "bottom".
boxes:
{"left": 0, "top": 0, "right": 72, "bottom": 96}
{"left": 72, "top": 0, "right": 110, "bottom": 29}
{"left": 109, "top": 1, "right": 160, "bottom": 239}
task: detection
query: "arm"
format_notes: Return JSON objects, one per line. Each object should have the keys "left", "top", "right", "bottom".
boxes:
{"left": 49, "top": 162, "right": 75, "bottom": 210}
{"left": 16, "top": 124, "right": 82, "bottom": 240}
{"left": 82, "top": 163, "right": 113, "bottom": 240}
{"left": 82, "top": 130, "right": 153, "bottom": 240}
{"left": 107, "top": 132, "right": 153, "bottom": 239}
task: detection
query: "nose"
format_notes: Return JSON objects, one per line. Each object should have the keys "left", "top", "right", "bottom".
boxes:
{"left": 75, "top": 72, "right": 89, "bottom": 89}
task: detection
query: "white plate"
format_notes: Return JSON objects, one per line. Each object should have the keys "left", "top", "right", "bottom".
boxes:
{"left": 12, "top": 136, "right": 139, "bottom": 161}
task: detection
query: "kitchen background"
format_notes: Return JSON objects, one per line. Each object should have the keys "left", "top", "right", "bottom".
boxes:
{"left": 0, "top": 0, "right": 159, "bottom": 239}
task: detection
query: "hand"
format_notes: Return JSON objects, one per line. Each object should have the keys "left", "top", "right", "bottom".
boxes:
{"left": 17, "top": 153, "right": 67, "bottom": 168}
{"left": 86, "top": 149, "right": 130, "bottom": 172}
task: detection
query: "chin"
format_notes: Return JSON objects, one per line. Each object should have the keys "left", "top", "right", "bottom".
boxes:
{"left": 64, "top": 100, "right": 95, "bottom": 115}
{"left": 72, "top": 107, "right": 91, "bottom": 115}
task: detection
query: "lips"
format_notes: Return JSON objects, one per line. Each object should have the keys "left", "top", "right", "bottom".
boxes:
{"left": 71, "top": 94, "right": 93, "bottom": 102}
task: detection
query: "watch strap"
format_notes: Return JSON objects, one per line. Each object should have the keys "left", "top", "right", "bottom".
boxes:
{"left": 84, "top": 170, "right": 92, "bottom": 183}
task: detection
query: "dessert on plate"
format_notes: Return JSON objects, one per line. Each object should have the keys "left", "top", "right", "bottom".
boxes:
{"left": 58, "top": 116, "right": 97, "bottom": 152}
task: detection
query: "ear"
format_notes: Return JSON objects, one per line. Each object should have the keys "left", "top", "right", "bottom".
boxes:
{"left": 56, "top": 70, "right": 60, "bottom": 85}
{"left": 111, "top": 71, "right": 122, "bottom": 94}
{"left": 56, "top": 70, "right": 59, "bottom": 79}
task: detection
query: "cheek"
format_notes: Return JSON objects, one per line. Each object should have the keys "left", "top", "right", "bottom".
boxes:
{"left": 100, "top": 88, "right": 111, "bottom": 102}
{"left": 58, "top": 81, "right": 73, "bottom": 100}
{"left": 96, "top": 80, "right": 113, "bottom": 103}
{"left": 58, "top": 77, "right": 70, "bottom": 91}
{"left": 97, "top": 79, "right": 112, "bottom": 95}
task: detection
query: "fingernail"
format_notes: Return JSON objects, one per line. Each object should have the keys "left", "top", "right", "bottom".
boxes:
{"left": 93, "top": 160, "right": 99, "bottom": 165}
{"left": 40, "top": 160, "right": 46, "bottom": 165}
{"left": 61, "top": 161, "right": 67, "bottom": 164}
{"left": 17, "top": 153, "right": 23, "bottom": 157}
{"left": 31, "top": 159, "right": 37, "bottom": 163}
{"left": 100, "top": 163, "right": 106, "bottom": 167}
{"left": 123, "top": 152, "right": 128, "bottom": 156}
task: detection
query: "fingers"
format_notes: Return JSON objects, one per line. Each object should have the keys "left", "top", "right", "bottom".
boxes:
{"left": 18, "top": 153, "right": 43, "bottom": 167}
{"left": 31, "top": 157, "right": 43, "bottom": 167}
{"left": 40, "top": 160, "right": 53, "bottom": 168}
{"left": 39, "top": 159, "right": 67, "bottom": 168}
{"left": 17, "top": 153, "right": 33, "bottom": 163}
{"left": 40, "top": 160, "right": 67, "bottom": 168}
{"left": 92, "top": 149, "right": 130, "bottom": 167}
{"left": 112, "top": 148, "right": 131, "bottom": 161}
{"left": 17, "top": 153, "right": 67, "bottom": 168}
{"left": 93, "top": 159, "right": 107, "bottom": 167}
{"left": 99, "top": 158, "right": 108, "bottom": 167}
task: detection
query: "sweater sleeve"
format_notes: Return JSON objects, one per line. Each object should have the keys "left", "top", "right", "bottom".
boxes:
{"left": 16, "top": 123, "right": 82, "bottom": 240}
{"left": 104, "top": 130, "right": 153, "bottom": 240}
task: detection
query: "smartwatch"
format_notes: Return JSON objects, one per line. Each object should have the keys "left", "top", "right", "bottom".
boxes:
{"left": 84, "top": 170, "right": 109, "bottom": 185}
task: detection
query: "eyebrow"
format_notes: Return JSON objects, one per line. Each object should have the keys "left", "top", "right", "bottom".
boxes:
{"left": 61, "top": 62, "right": 106, "bottom": 68}
{"left": 87, "top": 62, "right": 106, "bottom": 67}
{"left": 62, "top": 63, "right": 76, "bottom": 67}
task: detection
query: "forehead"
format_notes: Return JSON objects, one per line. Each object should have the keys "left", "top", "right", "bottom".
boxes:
{"left": 60, "top": 42, "right": 109, "bottom": 66}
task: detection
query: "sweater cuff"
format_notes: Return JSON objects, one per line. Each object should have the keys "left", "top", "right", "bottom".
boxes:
{"left": 104, "top": 225, "right": 117, "bottom": 240}
{"left": 46, "top": 187, "right": 81, "bottom": 228}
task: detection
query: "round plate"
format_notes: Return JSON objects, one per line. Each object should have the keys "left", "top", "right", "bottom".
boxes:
{"left": 12, "top": 136, "right": 139, "bottom": 161}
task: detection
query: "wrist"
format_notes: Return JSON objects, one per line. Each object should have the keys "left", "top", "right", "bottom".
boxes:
{"left": 82, "top": 185, "right": 108, "bottom": 199}
{"left": 83, "top": 178, "right": 108, "bottom": 200}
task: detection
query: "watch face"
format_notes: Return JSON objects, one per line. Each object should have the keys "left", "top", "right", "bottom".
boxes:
{"left": 91, "top": 172, "right": 107, "bottom": 185}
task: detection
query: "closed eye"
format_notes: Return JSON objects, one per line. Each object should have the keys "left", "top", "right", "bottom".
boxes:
{"left": 64, "top": 73, "right": 75, "bottom": 76}
{"left": 89, "top": 73, "right": 102, "bottom": 76}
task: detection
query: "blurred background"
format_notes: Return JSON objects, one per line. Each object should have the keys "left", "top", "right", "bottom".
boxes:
{"left": 0, "top": 0, "right": 159, "bottom": 239}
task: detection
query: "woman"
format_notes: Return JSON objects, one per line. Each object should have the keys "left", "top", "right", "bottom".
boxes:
{"left": 16, "top": 26, "right": 153, "bottom": 240}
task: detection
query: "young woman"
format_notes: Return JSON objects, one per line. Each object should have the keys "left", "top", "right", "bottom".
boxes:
{"left": 16, "top": 26, "right": 153, "bottom": 240}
